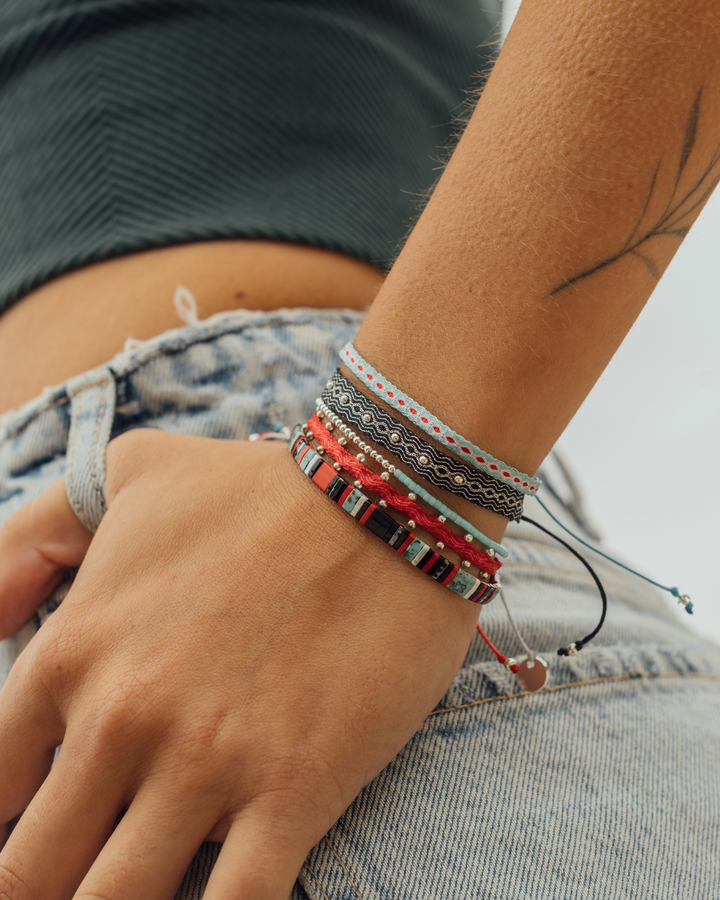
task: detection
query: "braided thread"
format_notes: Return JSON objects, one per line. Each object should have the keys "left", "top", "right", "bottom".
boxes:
{"left": 317, "top": 397, "right": 508, "bottom": 557}
{"left": 340, "top": 342, "right": 541, "bottom": 494}
{"left": 323, "top": 372, "right": 524, "bottom": 520}
{"left": 307, "top": 414, "right": 501, "bottom": 576}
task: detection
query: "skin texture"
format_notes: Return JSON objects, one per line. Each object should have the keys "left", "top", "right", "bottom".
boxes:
{"left": 359, "top": 0, "right": 720, "bottom": 475}
{"left": 0, "top": 0, "right": 720, "bottom": 896}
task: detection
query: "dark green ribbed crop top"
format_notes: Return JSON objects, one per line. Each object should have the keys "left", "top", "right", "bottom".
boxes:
{"left": 0, "top": 0, "right": 497, "bottom": 314}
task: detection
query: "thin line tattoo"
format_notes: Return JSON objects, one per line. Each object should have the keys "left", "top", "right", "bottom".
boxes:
{"left": 552, "top": 88, "right": 720, "bottom": 293}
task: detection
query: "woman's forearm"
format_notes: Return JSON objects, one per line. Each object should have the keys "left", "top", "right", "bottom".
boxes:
{"left": 357, "top": 0, "right": 720, "bottom": 484}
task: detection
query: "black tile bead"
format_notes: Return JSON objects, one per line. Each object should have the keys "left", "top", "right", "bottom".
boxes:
{"left": 414, "top": 548, "right": 435, "bottom": 570}
{"left": 388, "top": 526, "right": 410, "bottom": 548}
{"left": 326, "top": 476, "right": 347, "bottom": 501}
{"left": 365, "top": 508, "right": 401, "bottom": 542}
{"left": 353, "top": 499, "right": 371, "bottom": 520}
{"left": 428, "top": 557, "right": 451, "bottom": 581}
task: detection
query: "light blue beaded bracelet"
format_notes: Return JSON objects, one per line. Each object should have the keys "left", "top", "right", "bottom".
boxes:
{"left": 315, "top": 396, "right": 509, "bottom": 558}
{"left": 392, "top": 467, "right": 508, "bottom": 558}
{"left": 340, "top": 342, "right": 541, "bottom": 495}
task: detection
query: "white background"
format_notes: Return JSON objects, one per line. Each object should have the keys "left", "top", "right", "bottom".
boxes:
{"left": 500, "top": 0, "right": 720, "bottom": 646}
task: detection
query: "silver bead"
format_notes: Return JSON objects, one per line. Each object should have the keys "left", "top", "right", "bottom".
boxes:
{"left": 408, "top": 492, "right": 417, "bottom": 501}
{"left": 388, "top": 465, "right": 396, "bottom": 474}
{"left": 390, "top": 433, "right": 400, "bottom": 443}
{"left": 504, "top": 657, "right": 518, "bottom": 671}
{"left": 360, "top": 443, "right": 370, "bottom": 453}
{"left": 340, "top": 394, "right": 349, "bottom": 404}
{"left": 418, "top": 455, "right": 429, "bottom": 465}
{"left": 407, "top": 520, "right": 416, "bottom": 529}
{"left": 382, "top": 460, "right": 390, "bottom": 469}
{"left": 480, "top": 571, "right": 490, "bottom": 581}
{"left": 436, "top": 542, "right": 445, "bottom": 550}
{"left": 378, "top": 500, "right": 387, "bottom": 508}
{"left": 338, "top": 437, "right": 348, "bottom": 446}
{"left": 486, "top": 549, "right": 496, "bottom": 559}
{"left": 316, "top": 410, "right": 324, "bottom": 419}
{"left": 357, "top": 454, "right": 366, "bottom": 463}
{"left": 370, "top": 450, "right": 378, "bottom": 459}
{"left": 454, "top": 475, "right": 465, "bottom": 485}
{"left": 566, "top": 643, "right": 579, "bottom": 655}
{"left": 462, "top": 560, "right": 471, "bottom": 568}
{"left": 354, "top": 480, "right": 362, "bottom": 489}
{"left": 464, "top": 534, "right": 473, "bottom": 543}
{"left": 316, "top": 447, "right": 324, "bottom": 455}
{"left": 333, "top": 463, "right": 342, "bottom": 471}
{"left": 326, "top": 422, "right": 334, "bottom": 431}
{"left": 362, "top": 413, "right": 372, "bottom": 423}
{"left": 438, "top": 515, "right": 447, "bottom": 523}
{"left": 381, "top": 472, "right": 390, "bottom": 481}
{"left": 326, "top": 381, "right": 333, "bottom": 389}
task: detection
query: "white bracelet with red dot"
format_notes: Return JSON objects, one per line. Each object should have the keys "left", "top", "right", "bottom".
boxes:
{"left": 340, "top": 341, "right": 540, "bottom": 495}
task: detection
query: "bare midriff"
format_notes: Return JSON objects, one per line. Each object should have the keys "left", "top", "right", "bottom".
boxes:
{"left": 0, "top": 241, "right": 384, "bottom": 416}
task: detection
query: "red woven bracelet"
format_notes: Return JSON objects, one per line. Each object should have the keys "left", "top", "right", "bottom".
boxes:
{"left": 308, "top": 413, "right": 501, "bottom": 577}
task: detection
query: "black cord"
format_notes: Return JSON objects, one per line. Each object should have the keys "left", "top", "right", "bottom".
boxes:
{"left": 520, "top": 515, "right": 608, "bottom": 655}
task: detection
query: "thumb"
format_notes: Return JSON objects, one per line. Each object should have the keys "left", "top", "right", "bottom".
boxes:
{"left": 0, "top": 479, "right": 93, "bottom": 639}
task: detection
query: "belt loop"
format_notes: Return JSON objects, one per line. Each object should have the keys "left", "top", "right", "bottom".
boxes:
{"left": 65, "top": 368, "right": 117, "bottom": 532}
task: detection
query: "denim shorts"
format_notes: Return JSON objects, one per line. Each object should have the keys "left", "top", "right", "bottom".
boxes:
{"left": 1, "top": 307, "right": 719, "bottom": 899}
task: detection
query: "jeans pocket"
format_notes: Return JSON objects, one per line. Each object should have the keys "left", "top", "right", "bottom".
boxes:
{"left": 64, "top": 367, "right": 117, "bottom": 532}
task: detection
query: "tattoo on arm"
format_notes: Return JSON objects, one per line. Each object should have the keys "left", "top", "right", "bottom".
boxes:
{"left": 552, "top": 88, "right": 720, "bottom": 294}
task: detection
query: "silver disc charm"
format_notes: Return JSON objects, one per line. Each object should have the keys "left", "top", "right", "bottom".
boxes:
{"left": 516, "top": 656, "right": 549, "bottom": 693}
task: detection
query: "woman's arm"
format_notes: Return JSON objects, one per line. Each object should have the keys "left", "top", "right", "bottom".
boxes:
{"left": 359, "top": 0, "right": 720, "bottom": 534}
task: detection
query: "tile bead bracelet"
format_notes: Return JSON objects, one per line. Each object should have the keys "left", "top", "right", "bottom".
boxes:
{"left": 315, "top": 399, "right": 508, "bottom": 558}
{"left": 290, "top": 427, "right": 499, "bottom": 604}
{"left": 307, "top": 413, "right": 501, "bottom": 576}
{"left": 322, "top": 372, "right": 524, "bottom": 520}
{"left": 340, "top": 342, "right": 541, "bottom": 495}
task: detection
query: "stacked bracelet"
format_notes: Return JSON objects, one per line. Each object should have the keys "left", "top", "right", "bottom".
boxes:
{"left": 322, "top": 372, "right": 524, "bottom": 519}
{"left": 340, "top": 342, "right": 541, "bottom": 494}
{"left": 290, "top": 427, "right": 499, "bottom": 604}
{"left": 316, "top": 399, "right": 507, "bottom": 557}
{"left": 307, "top": 413, "right": 501, "bottom": 576}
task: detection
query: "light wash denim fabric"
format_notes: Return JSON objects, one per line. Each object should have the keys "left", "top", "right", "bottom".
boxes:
{"left": 1, "top": 307, "right": 719, "bottom": 899}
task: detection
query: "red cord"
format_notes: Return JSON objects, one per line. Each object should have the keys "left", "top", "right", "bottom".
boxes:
{"left": 308, "top": 414, "right": 501, "bottom": 576}
{"left": 476, "top": 623, "right": 520, "bottom": 674}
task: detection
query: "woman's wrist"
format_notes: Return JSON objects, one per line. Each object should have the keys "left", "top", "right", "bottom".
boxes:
{"left": 334, "top": 366, "right": 509, "bottom": 546}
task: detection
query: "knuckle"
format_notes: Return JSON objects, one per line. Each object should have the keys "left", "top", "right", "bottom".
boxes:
{"left": 17, "top": 619, "right": 79, "bottom": 694}
{"left": 168, "top": 707, "right": 237, "bottom": 776}
{"left": 82, "top": 673, "right": 160, "bottom": 749}
{"left": 0, "top": 862, "right": 37, "bottom": 900}
{"left": 105, "top": 428, "right": 164, "bottom": 500}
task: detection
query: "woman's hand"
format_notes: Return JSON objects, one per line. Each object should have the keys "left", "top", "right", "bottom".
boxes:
{"left": 0, "top": 429, "right": 478, "bottom": 899}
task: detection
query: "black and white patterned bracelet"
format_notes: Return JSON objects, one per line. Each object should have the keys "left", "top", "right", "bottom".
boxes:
{"left": 289, "top": 427, "right": 499, "bottom": 605}
{"left": 321, "top": 371, "right": 525, "bottom": 521}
